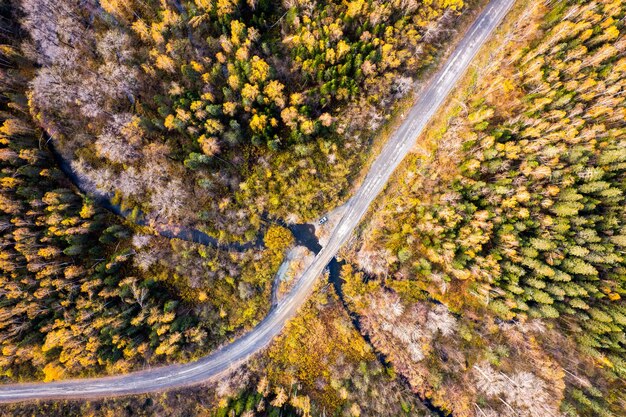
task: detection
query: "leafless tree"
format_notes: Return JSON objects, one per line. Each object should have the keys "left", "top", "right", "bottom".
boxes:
{"left": 150, "top": 180, "right": 186, "bottom": 222}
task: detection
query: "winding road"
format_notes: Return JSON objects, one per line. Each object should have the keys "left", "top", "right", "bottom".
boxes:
{"left": 0, "top": 0, "right": 515, "bottom": 403}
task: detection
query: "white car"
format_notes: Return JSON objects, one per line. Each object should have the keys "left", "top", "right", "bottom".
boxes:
{"left": 318, "top": 216, "right": 328, "bottom": 225}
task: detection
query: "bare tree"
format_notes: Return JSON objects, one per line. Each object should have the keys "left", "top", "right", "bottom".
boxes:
{"left": 149, "top": 180, "right": 186, "bottom": 222}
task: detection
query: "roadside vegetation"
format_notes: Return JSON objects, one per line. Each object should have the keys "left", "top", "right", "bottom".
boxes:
{"left": 0, "top": 25, "right": 292, "bottom": 380}
{"left": 0, "top": 81, "right": 291, "bottom": 382}
{"left": 343, "top": 0, "right": 626, "bottom": 415}
{"left": 0, "top": 287, "right": 432, "bottom": 417}
{"left": 19, "top": 0, "right": 467, "bottom": 242}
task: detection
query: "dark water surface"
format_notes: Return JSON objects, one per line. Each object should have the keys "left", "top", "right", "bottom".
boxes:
{"left": 285, "top": 224, "right": 449, "bottom": 417}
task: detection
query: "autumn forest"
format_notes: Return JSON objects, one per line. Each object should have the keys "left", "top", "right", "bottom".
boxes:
{"left": 0, "top": 0, "right": 625, "bottom": 416}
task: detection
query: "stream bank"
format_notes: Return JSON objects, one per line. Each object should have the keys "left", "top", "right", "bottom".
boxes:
{"left": 283, "top": 225, "right": 450, "bottom": 417}
{"left": 48, "top": 140, "right": 270, "bottom": 251}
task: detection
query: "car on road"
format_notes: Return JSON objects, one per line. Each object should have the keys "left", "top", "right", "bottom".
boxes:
{"left": 318, "top": 216, "right": 328, "bottom": 225}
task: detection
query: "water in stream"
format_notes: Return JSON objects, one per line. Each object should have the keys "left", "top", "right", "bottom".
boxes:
{"left": 285, "top": 224, "right": 449, "bottom": 417}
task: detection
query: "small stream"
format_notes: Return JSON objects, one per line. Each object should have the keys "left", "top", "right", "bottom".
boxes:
{"left": 48, "top": 141, "right": 261, "bottom": 251}
{"left": 284, "top": 225, "right": 450, "bottom": 417}
{"left": 284, "top": 223, "right": 344, "bottom": 296}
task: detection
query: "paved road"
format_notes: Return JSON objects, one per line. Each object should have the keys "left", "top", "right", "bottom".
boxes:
{"left": 0, "top": 0, "right": 515, "bottom": 403}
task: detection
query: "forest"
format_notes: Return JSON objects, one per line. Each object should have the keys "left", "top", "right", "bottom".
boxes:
{"left": 0, "top": 0, "right": 297, "bottom": 380}
{"left": 1, "top": 0, "right": 470, "bottom": 414}
{"left": 345, "top": 0, "right": 626, "bottom": 415}
{"left": 2, "top": 0, "right": 626, "bottom": 416}
{"left": 0, "top": 63, "right": 293, "bottom": 382}
{"left": 20, "top": 0, "right": 465, "bottom": 242}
